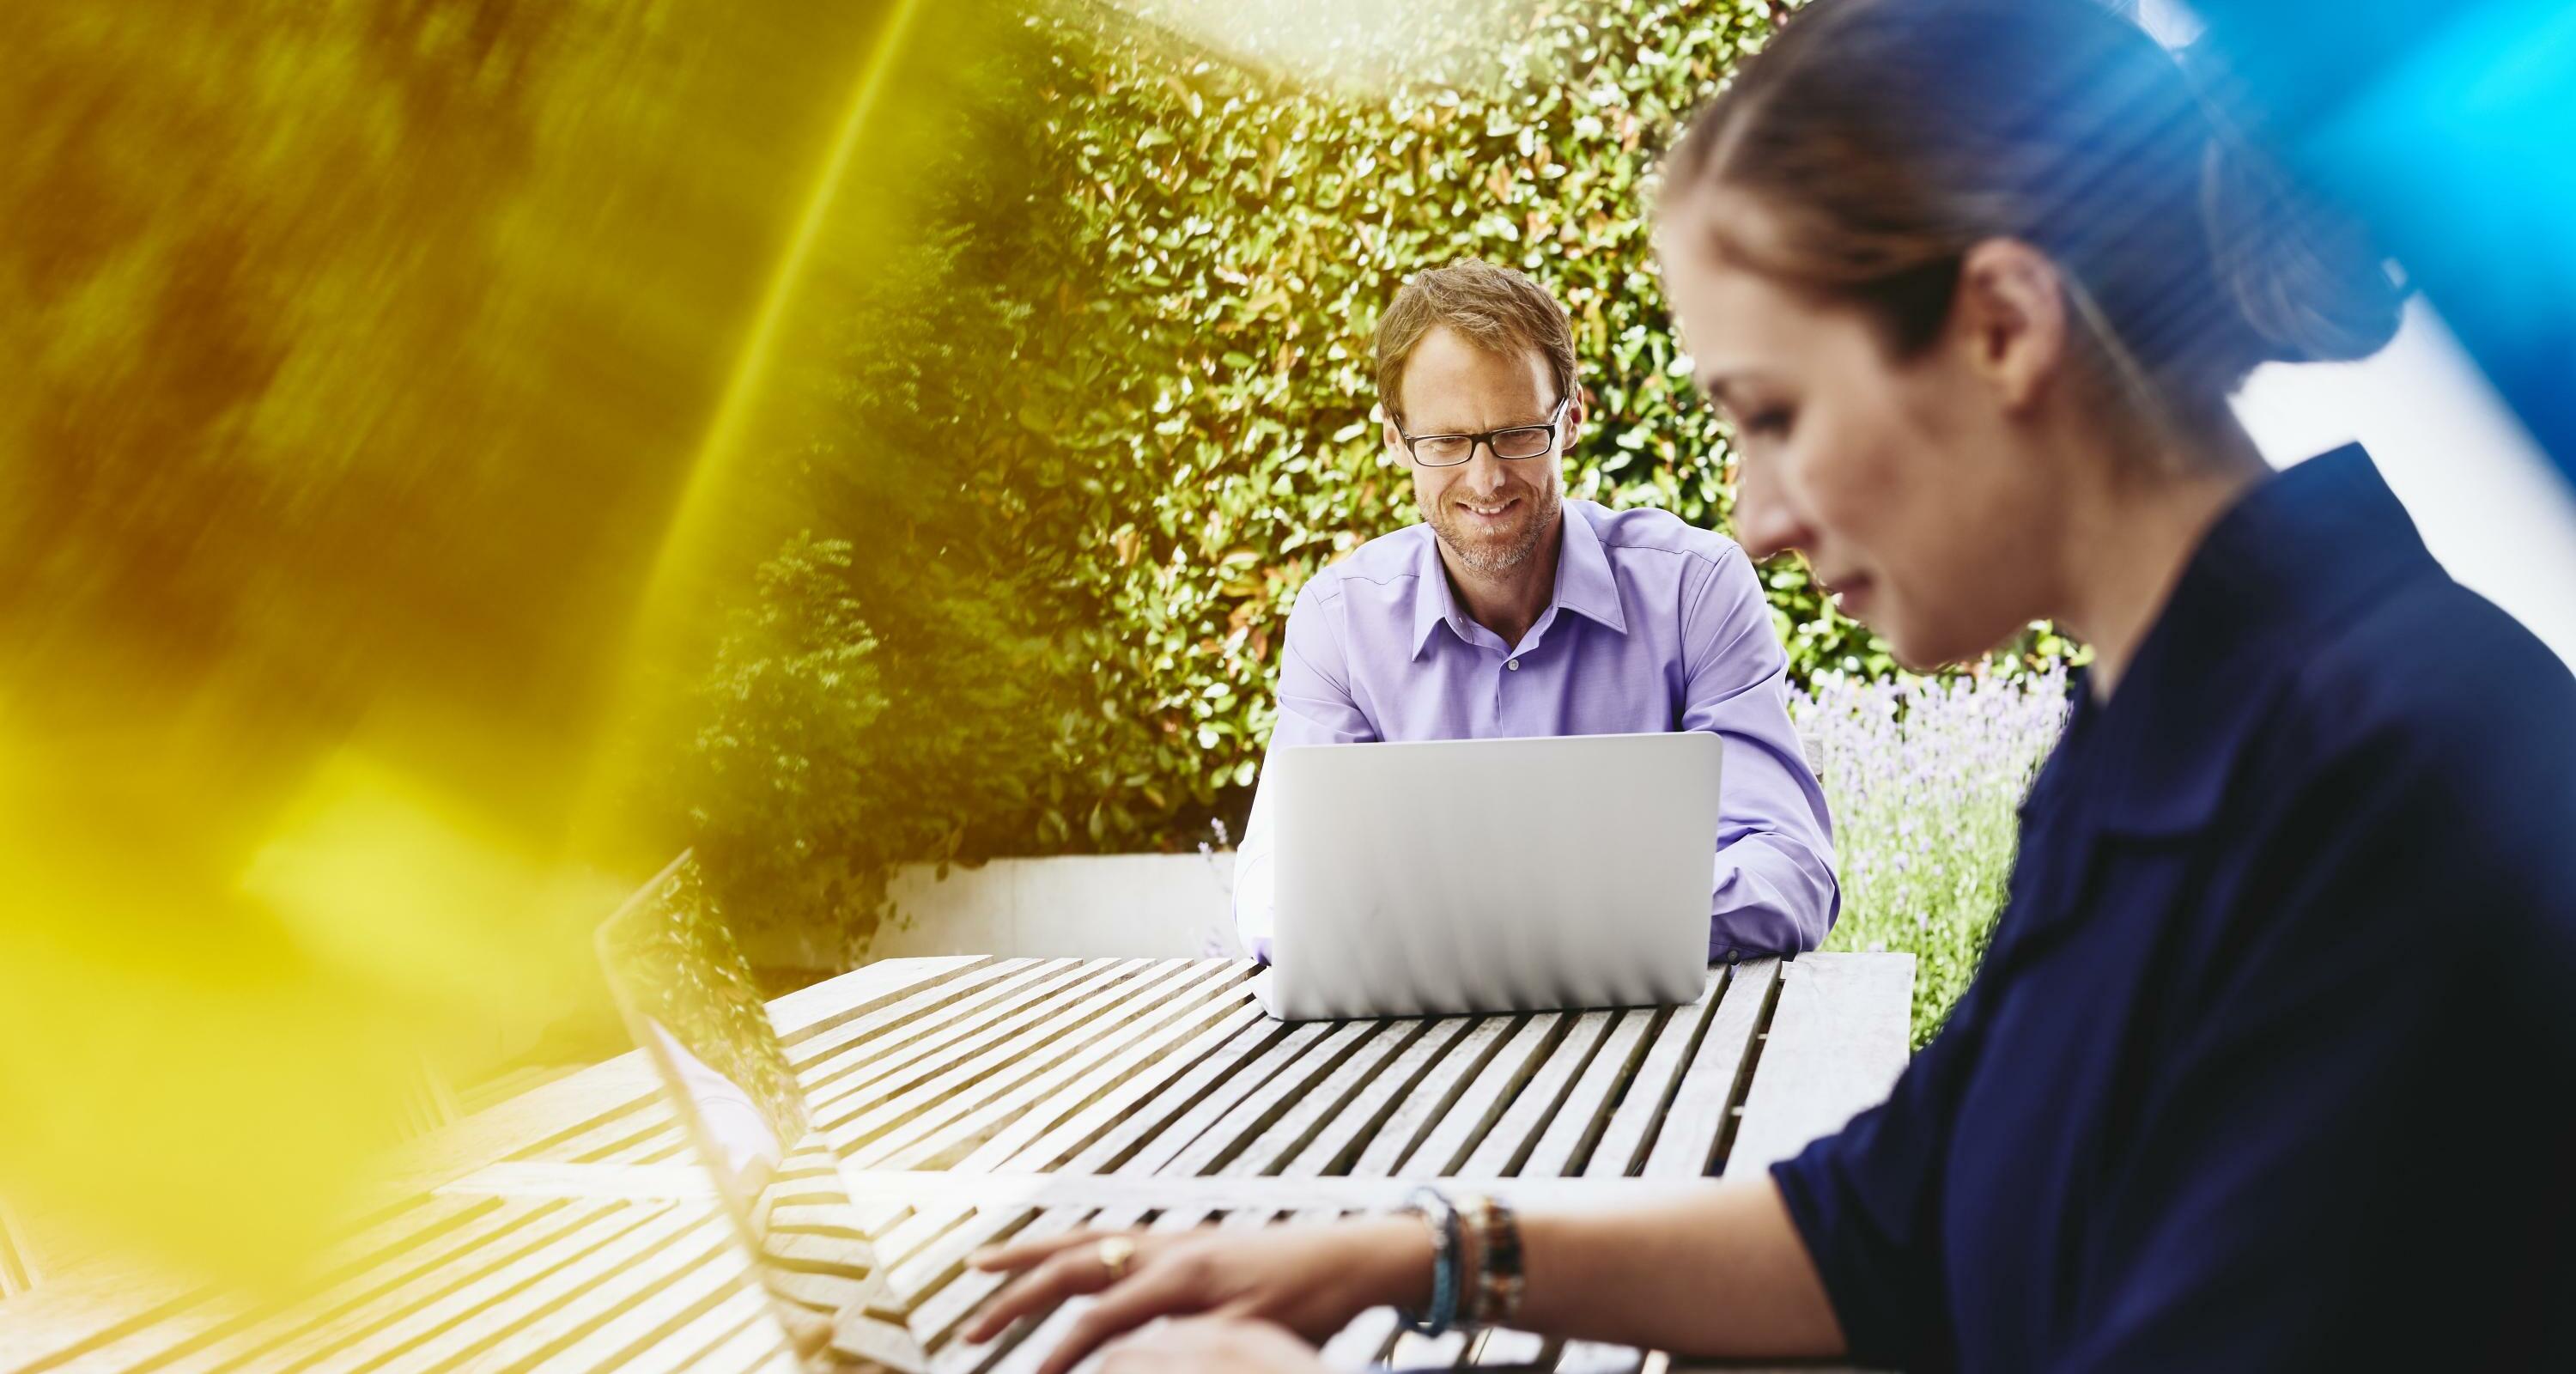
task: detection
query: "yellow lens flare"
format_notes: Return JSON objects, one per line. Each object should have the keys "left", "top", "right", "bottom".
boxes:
{"left": 0, "top": 714, "right": 595, "bottom": 1285}
{"left": 0, "top": 0, "right": 926, "bottom": 1296}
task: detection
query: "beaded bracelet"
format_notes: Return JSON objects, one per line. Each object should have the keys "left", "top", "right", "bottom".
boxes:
{"left": 1461, "top": 1192, "right": 1526, "bottom": 1325}
{"left": 1397, "top": 1185, "right": 1464, "bottom": 1337}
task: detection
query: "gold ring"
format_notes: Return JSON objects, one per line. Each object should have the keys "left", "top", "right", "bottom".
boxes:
{"left": 1096, "top": 1235, "right": 1136, "bottom": 1282}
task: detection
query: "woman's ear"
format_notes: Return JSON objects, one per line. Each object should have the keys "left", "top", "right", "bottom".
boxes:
{"left": 1953, "top": 238, "right": 2068, "bottom": 414}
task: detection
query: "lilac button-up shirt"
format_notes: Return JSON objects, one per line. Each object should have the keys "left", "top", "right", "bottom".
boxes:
{"left": 1232, "top": 498, "right": 1839, "bottom": 963}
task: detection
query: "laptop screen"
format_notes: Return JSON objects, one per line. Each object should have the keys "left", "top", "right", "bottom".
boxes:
{"left": 596, "top": 854, "right": 924, "bottom": 1371}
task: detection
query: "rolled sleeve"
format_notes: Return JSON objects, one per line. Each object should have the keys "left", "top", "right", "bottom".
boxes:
{"left": 1678, "top": 547, "right": 1840, "bottom": 958}
{"left": 1231, "top": 581, "right": 1378, "bottom": 961}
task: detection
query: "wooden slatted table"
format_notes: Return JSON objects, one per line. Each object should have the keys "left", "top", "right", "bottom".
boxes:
{"left": 0, "top": 953, "right": 1911, "bottom": 1374}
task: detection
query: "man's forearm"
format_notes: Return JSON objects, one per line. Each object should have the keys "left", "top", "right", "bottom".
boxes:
{"left": 1509, "top": 1178, "right": 1845, "bottom": 1358}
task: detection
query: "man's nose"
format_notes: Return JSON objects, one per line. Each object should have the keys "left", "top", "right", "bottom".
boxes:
{"left": 1732, "top": 457, "right": 1811, "bottom": 562}
{"left": 1460, "top": 441, "right": 1514, "bottom": 493}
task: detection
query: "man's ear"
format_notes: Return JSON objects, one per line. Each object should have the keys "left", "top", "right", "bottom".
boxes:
{"left": 1382, "top": 412, "right": 1410, "bottom": 465}
{"left": 1952, "top": 239, "right": 2069, "bottom": 415}
{"left": 1569, "top": 383, "right": 1589, "bottom": 434}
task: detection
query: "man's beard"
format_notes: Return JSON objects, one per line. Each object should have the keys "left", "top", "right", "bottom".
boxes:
{"left": 1425, "top": 482, "right": 1560, "bottom": 576}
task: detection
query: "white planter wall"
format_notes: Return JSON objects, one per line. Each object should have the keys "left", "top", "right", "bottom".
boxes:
{"left": 867, "top": 853, "right": 1245, "bottom": 961}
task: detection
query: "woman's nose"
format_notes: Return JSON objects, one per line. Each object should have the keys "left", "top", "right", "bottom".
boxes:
{"left": 1732, "top": 458, "right": 1811, "bottom": 562}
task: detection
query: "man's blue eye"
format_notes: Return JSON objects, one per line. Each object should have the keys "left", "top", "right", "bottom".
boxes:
{"left": 1744, "top": 410, "right": 1792, "bottom": 437}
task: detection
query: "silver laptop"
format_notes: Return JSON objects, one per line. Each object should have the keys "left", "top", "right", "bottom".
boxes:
{"left": 1259, "top": 730, "right": 1722, "bottom": 1020}
{"left": 597, "top": 860, "right": 927, "bottom": 1373}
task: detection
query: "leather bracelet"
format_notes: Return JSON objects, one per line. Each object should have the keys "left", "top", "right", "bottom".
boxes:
{"left": 1396, "top": 1185, "right": 1463, "bottom": 1337}
{"left": 1461, "top": 1192, "right": 1526, "bottom": 1325}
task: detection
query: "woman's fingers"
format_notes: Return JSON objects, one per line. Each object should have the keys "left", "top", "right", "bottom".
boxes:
{"left": 1097, "top": 1317, "right": 1331, "bottom": 1374}
{"left": 961, "top": 1233, "right": 1143, "bottom": 1343}
{"left": 1034, "top": 1265, "right": 1206, "bottom": 1374}
{"left": 969, "top": 1226, "right": 1114, "bottom": 1274}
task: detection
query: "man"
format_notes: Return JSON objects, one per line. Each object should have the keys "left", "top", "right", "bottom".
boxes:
{"left": 1232, "top": 259, "right": 1838, "bottom": 963}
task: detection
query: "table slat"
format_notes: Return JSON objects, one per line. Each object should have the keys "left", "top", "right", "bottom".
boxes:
{"left": 1722, "top": 955, "right": 1912, "bottom": 1178}
{"left": 1643, "top": 961, "right": 1780, "bottom": 1179}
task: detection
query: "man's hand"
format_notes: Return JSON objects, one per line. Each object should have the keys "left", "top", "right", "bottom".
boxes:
{"left": 1099, "top": 1316, "right": 1333, "bottom": 1374}
{"left": 962, "top": 1216, "right": 1428, "bottom": 1374}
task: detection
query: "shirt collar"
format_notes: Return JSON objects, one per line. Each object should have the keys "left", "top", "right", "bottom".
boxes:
{"left": 1406, "top": 502, "right": 1631, "bottom": 659}
{"left": 1551, "top": 502, "right": 1630, "bottom": 636}
{"left": 1409, "top": 529, "right": 1465, "bottom": 658}
{"left": 2072, "top": 444, "right": 2433, "bottom": 836}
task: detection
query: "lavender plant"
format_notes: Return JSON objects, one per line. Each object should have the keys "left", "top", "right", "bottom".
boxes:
{"left": 1794, "top": 665, "right": 2072, "bottom": 1045}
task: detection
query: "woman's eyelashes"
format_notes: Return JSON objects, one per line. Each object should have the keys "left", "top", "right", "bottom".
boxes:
{"left": 1740, "top": 406, "right": 1795, "bottom": 441}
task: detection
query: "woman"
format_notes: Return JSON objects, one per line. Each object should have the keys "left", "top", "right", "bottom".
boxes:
{"left": 964, "top": 2, "right": 2576, "bottom": 1368}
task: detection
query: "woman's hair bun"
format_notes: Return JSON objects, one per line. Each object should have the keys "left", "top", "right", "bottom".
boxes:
{"left": 2186, "top": 43, "right": 2407, "bottom": 368}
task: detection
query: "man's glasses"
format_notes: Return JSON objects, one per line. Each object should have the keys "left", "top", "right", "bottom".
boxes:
{"left": 1392, "top": 396, "right": 1570, "bottom": 467}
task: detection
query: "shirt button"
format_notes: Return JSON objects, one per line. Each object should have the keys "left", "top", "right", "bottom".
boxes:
{"left": 1506, "top": 658, "right": 1520, "bottom": 671}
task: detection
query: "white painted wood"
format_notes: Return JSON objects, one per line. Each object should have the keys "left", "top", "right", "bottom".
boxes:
{"left": 879, "top": 1011, "right": 1288, "bottom": 1305}
{"left": 873, "top": 999, "right": 1264, "bottom": 1294}
{"left": 303, "top": 1201, "right": 668, "bottom": 1372}
{"left": 360, "top": 1203, "right": 699, "bottom": 1374}
{"left": 863, "top": 961, "right": 1248, "bottom": 1172}
{"left": 1584, "top": 975, "right": 1723, "bottom": 1178}
{"left": 1557, "top": 1341, "right": 1649, "bottom": 1372}
{"left": 451, "top": 1208, "right": 737, "bottom": 1371}
{"left": 125, "top": 1198, "right": 520, "bottom": 1374}
{"left": 795, "top": 960, "right": 1072, "bottom": 1086}
{"left": 681, "top": 1300, "right": 804, "bottom": 1374}
{"left": 1224, "top": 1020, "right": 1421, "bottom": 1177}
{"left": 1392, "top": 1329, "right": 1473, "bottom": 1367}
{"left": 1722, "top": 955, "right": 1913, "bottom": 1178}
{"left": 598, "top": 1282, "right": 775, "bottom": 1374}
{"left": 952, "top": 975, "right": 1257, "bottom": 1175}
{"left": 1462, "top": 1010, "right": 1614, "bottom": 1178}
{"left": 195, "top": 1201, "right": 630, "bottom": 1373}
{"left": 1643, "top": 961, "right": 1779, "bottom": 1179}
{"left": 1405, "top": 1015, "right": 1564, "bottom": 1176}
{"left": 831, "top": 962, "right": 1218, "bottom": 1232}
{"left": 1350, "top": 1018, "right": 1515, "bottom": 1178}
{"left": 902, "top": 1012, "right": 1315, "bottom": 1358}
{"left": 1280, "top": 1018, "right": 1472, "bottom": 1178}
{"left": 799, "top": 961, "right": 1097, "bottom": 1110}
{"left": 3, "top": 952, "right": 1911, "bottom": 1374}
{"left": 1475, "top": 1327, "right": 1552, "bottom": 1365}
{"left": 1321, "top": 1307, "right": 1402, "bottom": 1367}
{"left": 1520, "top": 1008, "right": 1656, "bottom": 1178}
{"left": 769, "top": 957, "right": 996, "bottom": 1049}
{"left": 828, "top": 961, "right": 1166, "bottom": 1162}
{"left": 1158, "top": 1020, "right": 1375, "bottom": 1177}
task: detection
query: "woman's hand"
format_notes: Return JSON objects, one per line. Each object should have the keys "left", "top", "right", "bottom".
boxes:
{"left": 1097, "top": 1316, "right": 1334, "bottom": 1374}
{"left": 961, "top": 1216, "right": 1428, "bottom": 1374}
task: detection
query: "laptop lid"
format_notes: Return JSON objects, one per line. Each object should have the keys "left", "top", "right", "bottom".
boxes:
{"left": 1265, "top": 731, "right": 1721, "bottom": 1019}
{"left": 596, "top": 854, "right": 926, "bottom": 1372}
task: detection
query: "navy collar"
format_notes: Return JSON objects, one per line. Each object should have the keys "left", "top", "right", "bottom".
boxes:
{"left": 2067, "top": 444, "right": 2436, "bottom": 836}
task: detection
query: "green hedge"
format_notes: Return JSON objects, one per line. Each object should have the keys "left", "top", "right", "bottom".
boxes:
{"left": 677, "top": 0, "right": 1969, "bottom": 947}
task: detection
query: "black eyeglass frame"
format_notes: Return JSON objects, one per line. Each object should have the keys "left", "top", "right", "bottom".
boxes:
{"left": 1390, "top": 395, "right": 1572, "bottom": 467}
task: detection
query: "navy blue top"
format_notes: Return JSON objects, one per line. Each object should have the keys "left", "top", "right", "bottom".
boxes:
{"left": 1772, "top": 447, "right": 2576, "bottom": 1371}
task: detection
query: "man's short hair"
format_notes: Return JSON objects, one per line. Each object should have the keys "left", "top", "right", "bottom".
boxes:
{"left": 1373, "top": 260, "right": 1579, "bottom": 425}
